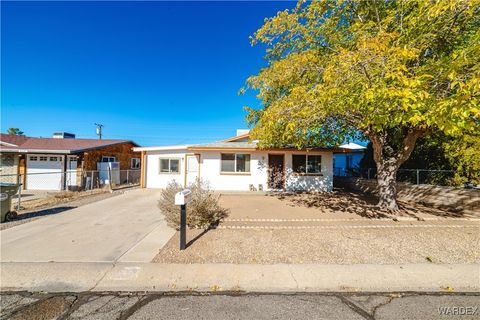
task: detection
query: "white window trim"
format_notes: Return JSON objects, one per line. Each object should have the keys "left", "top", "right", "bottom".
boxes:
{"left": 159, "top": 158, "right": 180, "bottom": 174}
{"left": 220, "top": 153, "right": 251, "bottom": 174}
{"left": 292, "top": 154, "right": 323, "bottom": 175}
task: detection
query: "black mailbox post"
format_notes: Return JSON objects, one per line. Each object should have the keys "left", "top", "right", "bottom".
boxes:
{"left": 175, "top": 190, "right": 191, "bottom": 251}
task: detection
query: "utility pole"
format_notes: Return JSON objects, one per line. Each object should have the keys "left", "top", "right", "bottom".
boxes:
{"left": 94, "top": 123, "right": 104, "bottom": 140}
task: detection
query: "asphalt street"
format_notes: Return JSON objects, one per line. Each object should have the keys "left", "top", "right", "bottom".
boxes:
{"left": 1, "top": 292, "right": 479, "bottom": 320}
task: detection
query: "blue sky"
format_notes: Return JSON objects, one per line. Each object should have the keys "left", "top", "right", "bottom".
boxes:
{"left": 1, "top": 1, "right": 293, "bottom": 146}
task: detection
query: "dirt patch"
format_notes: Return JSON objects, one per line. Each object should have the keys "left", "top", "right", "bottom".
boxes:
{"left": 10, "top": 296, "right": 76, "bottom": 320}
{"left": 271, "top": 189, "right": 460, "bottom": 220}
{"left": 154, "top": 226, "right": 480, "bottom": 264}
{"left": 219, "top": 190, "right": 461, "bottom": 222}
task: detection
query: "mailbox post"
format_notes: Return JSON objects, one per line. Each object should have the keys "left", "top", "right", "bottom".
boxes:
{"left": 175, "top": 189, "right": 192, "bottom": 250}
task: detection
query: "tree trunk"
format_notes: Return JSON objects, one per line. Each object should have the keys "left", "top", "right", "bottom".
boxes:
{"left": 368, "top": 128, "right": 425, "bottom": 212}
{"left": 376, "top": 161, "right": 399, "bottom": 211}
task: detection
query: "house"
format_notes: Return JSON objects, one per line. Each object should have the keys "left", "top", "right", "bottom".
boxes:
{"left": 333, "top": 142, "right": 366, "bottom": 176}
{"left": 134, "top": 130, "right": 344, "bottom": 192}
{"left": 0, "top": 133, "right": 140, "bottom": 190}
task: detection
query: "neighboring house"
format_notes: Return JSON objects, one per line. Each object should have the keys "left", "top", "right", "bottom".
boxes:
{"left": 134, "top": 130, "right": 344, "bottom": 192}
{"left": 333, "top": 142, "right": 366, "bottom": 176}
{"left": 0, "top": 133, "right": 140, "bottom": 190}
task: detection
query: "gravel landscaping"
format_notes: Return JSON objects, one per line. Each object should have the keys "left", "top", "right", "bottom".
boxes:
{"left": 218, "top": 190, "right": 465, "bottom": 222}
{"left": 154, "top": 226, "right": 480, "bottom": 264}
{"left": 269, "top": 190, "right": 462, "bottom": 220}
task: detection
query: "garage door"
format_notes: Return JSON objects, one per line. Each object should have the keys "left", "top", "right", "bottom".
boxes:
{"left": 26, "top": 155, "right": 63, "bottom": 190}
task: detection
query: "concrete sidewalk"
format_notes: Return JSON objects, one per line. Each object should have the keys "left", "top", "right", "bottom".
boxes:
{"left": 1, "top": 262, "right": 478, "bottom": 293}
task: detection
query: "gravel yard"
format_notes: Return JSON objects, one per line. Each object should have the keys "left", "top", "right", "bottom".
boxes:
{"left": 219, "top": 190, "right": 465, "bottom": 222}
{"left": 154, "top": 225, "right": 480, "bottom": 264}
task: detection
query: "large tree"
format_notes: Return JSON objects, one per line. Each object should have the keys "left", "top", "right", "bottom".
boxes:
{"left": 244, "top": 0, "right": 480, "bottom": 210}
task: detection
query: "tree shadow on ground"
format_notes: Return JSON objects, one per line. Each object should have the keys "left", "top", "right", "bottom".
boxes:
{"left": 10, "top": 206, "right": 76, "bottom": 221}
{"left": 270, "top": 188, "right": 457, "bottom": 220}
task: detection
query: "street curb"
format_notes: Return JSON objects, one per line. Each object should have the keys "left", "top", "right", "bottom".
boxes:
{"left": 1, "top": 263, "right": 478, "bottom": 293}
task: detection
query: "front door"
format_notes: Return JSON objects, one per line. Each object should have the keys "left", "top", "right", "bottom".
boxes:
{"left": 268, "top": 154, "right": 285, "bottom": 190}
{"left": 185, "top": 154, "right": 199, "bottom": 187}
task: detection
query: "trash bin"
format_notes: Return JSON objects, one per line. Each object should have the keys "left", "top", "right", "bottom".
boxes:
{"left": 0, "top": 183, "right": 19, "bottom": 222}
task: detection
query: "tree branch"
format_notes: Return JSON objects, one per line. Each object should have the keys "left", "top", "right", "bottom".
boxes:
{"left": 396, "top": 128, "right": 427, "bottom": 166}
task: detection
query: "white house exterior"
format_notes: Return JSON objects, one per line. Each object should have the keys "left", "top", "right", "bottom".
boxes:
{"left": 134, "top": 131, "right": 341, "bottom": 192}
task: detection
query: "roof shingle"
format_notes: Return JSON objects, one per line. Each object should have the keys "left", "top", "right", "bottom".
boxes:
{"left": 0, "top": 134, "right": 137, "bottom": 153}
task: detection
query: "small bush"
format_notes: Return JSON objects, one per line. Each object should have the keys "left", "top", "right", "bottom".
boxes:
{"left": 158, "top": 179, "right": 228, "bottom": 229}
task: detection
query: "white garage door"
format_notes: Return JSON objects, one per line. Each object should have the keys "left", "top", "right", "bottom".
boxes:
{"left": 27, "top": 155, "right": 63, "bottom": 190}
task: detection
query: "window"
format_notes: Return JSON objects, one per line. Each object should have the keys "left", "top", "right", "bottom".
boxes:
{"left": 39, "top": 156, "right": 48, "bottom": 161}
{"left": 29, "top": 156, "right": 38, "bottom": 161}
{"left": 159, "top": 158, "right": 180, "bottom": 173}
{"left": 50, "top": 157, "right": 59, "bottom": 162}
{"left": 292, "top": 154, "right": 322, "bottom": 174}
{"left": 101, "top": 156, "right": 116, "bottom": 162}
{"left": 131, "top": 158, "right": 140, "bottom": 169}
{"left": 221, "top": 153, "right": 251, "bottom": 173}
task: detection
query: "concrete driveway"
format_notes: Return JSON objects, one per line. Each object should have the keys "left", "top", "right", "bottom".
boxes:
{"left": 0, "top": 189, "right": 174, "bottom": 263}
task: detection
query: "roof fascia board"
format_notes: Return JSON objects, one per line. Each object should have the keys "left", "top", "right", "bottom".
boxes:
{"left": 133, "top": 145, "right": 189, "bottom": 152}
{"left": 0, "top": 141, "right": 19, "bottom": 147}
{"left": 188, "top": 147, "right": 257, "bottom": 152}
{"left": 0, "top": 149, "right": 71, "bottom": 154}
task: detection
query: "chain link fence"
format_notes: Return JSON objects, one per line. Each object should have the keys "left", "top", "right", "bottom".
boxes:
{"left": 334, "top": 167, "right": 456, "bottom": 186}
{"left": 0, "top": 169, "right": 141, "bottom": 211}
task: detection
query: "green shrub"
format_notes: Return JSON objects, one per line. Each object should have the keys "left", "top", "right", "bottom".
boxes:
{"left": 158, "top": 179, "right": 228, "bottom": 229}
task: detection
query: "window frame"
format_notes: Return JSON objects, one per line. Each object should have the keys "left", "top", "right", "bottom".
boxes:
{"left": 39, "top": 156, "right": 48, "bottom": 162}
{"left": 101, "top": 156, "right": 116, "bottom": 163}
{"left": 158, "top": 158, "right": 180, "bottom": 174}
{"left": 29, "top": 156, "right": 38, "bottom": 161}
{"left": 220, "top": 153, "right": 251, "bottom": 174}
{"left": 292, "top": 154, "right": 323, "bottom": 176}
{"left": 131, "top": 158, "right": 140, "bottom": 169}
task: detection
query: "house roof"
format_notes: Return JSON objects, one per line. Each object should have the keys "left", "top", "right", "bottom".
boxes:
{"left": 189, "top": 140, "right": 258, "bottom": 151}
{"left": 134, "top": 132, "right": 344, "bottom": 153}
{"left": 338, "top": 142, "right": 366, "bottom": 150}
{"left": 0, "top": 134, "right": 138, "bottom": 154}
{"left": 132, "top": 127, "right": 370, "bottom": 153}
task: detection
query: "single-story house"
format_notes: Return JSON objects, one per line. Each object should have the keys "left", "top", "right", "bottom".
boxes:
{"left": 333, "top": 142, "right": 366, "bottom": 176}
{"left": 0, "top": 132, "right": 140, "bottom": 190}
{"left": 134, "top": 130, "right": 346, "bottom": 192}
